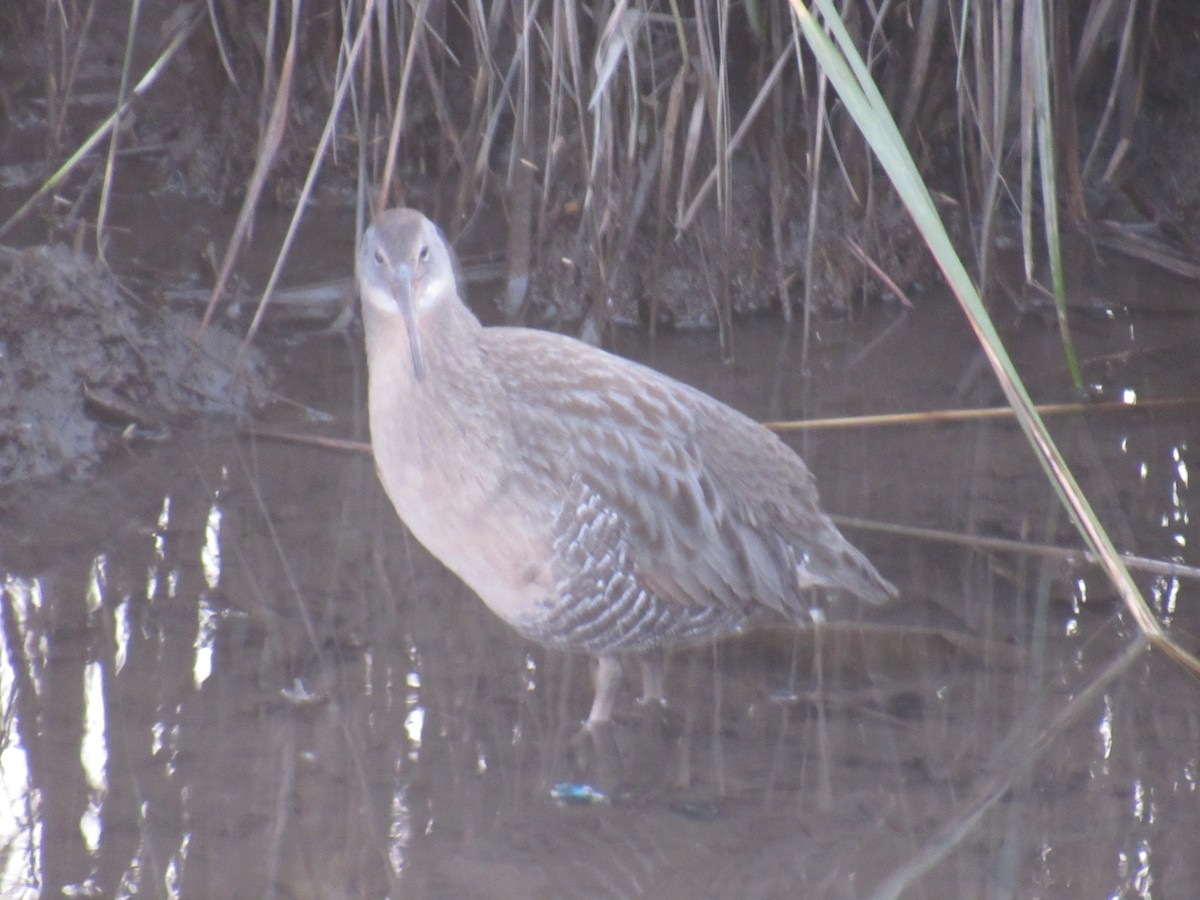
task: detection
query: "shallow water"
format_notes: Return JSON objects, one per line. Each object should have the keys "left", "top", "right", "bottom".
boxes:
{"left": 2, "top": 249, "right": 1198, "bottom": 898}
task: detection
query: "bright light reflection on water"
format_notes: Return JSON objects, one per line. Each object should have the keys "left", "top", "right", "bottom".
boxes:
{"left": 201, "top": 502, "right": 222, "bottom": 590}
{"left": 193, "top": 597, "right": 216, "bottom": 688}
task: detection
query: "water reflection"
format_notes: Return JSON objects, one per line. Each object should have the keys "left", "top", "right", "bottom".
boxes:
{"left": 0, "top": 303, "right": 1197, "bottom": 898}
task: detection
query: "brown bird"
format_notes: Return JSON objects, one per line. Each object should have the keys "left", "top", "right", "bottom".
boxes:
{"left": 357, "top": 207, "right": 896, "bottom": 727}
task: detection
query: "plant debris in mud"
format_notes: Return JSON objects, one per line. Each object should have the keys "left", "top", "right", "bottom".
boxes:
{"left": 0, "top": 245, "right": 269, "bottom": 485}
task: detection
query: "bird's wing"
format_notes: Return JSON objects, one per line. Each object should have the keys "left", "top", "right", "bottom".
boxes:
{"left": 485, "top": 329, "right": 893, "bottom": 625}
{"left": 688, "top": 389, "right": 896, "bottom": 607}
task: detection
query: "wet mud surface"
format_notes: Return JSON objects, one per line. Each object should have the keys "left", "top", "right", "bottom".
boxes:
{"left": 0, "top": 244, "right": 269, "bottom": 484}
{"left": 2, "top": 262, "right": 1198, "bottom": 896}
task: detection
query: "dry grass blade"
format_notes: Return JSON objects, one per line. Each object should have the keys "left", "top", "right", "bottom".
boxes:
{"left": 768, "top": 119, "right": 790, "bottom": 324}
{"left": 491, "top": 0, "right": 544, "bottom": 191}
{"left": 372, "top": 0, "right": 394, "bottom": 116}
{"left": 835, "top": 516, "right": 1200, "bottom": 583}
{"left": 45, "top": 0, "right": 99, "bottom": 155}
{"left": 531, "top": 0, "right": 591, "bottom": 244}
{"left": 379, "top": 0, "right": 430, "bottom": 211}
{"left": 504, "top": 155, "right": 535, "bottom": 318}
{"left": 452, "top": 0, "right": 492, "bottom": 216}
{"left": 205, "top": 0, "right": 240, "bottom": 87}
{"left": 764, "top": 395, "right": 1200, "bottom": 430}
{"left": 589, "top": 3, "right": 637, "bottom": 113}
{"left": 714, "top": 0, "right": 731, "bottom": 251}
{"left": 241, "top": 0, "right": 378, "bottom": 349}
{"left": 683, "top": 0, "right": 720, "bottom": 233}
{"left": 583, "top": 4, "right": 626, "bottom": 220}
{"left": 560, "top": 0, "right": 590, "bottom": 170}
{"left": 845, "top": 238, "right": 915, "bottom": 308}
{"left": 196, "top": 0, "right": 298, "bottom": 339}
{"left": 536, "top": 1, "right": 567, "bottom": 242}
{"left": 242, "top": 427, "right": 371, "bottom": 455}
{"left": 1089, "top": 223, "right": 1200, "bottom": 282}
{"left": 415, "top": 28, "right": 465, "bottom": 173}
{"left": 1025, "top": 0, "right": 1082, "bottom": 387}
{"left": 96, "top": 0, "right": 144, "bottom": 263}
{"left": 897, "top": 0, "right": 940, "bottom": 138}
{"left": 651, "top": 66, "right": 688, "bottom": 334}
{"left": 970, "top": 1, "right": 1017, "bottom": 294}
{"left": 1018, "top": 4, "right": 1036, "bottom": 283}
{"left": 1079, "top": 0, "right": 1138, "bottom": 180}
{"left": 766, "top": 12, "right": 793, "bottom": 326}
{"left": 800, "top": 71, "right": 829, "bottom": 365}
{"left": 676, "top": 43, "right": 792, "bottom": 231}
{"left": 0, "top": 12, "right": 200, "bottom": 240}
{"left": 675, "top": 77, "right": 708, "bottom": 226}
{"left": 1073, "top": 0, "right": 1124, "bottom": 82}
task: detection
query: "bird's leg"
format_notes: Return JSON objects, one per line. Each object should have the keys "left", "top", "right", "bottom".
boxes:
{"left": 637, "top": 651, "right": 666, "bottom": 709}
{"left": 637, "top": 649, "right": 682, "bottom": 736}
{"left": 572, "top": 655, "right": 624, "bottom": 792}
{"left": 586, "top": 654, "right": 623, "bottom": 728}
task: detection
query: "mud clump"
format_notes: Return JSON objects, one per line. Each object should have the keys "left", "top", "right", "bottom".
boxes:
{"left": 0, "top": 245, "right": 269, "bottom": 485}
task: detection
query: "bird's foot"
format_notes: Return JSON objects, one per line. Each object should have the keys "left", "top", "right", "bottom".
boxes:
{"left": 567, "top": 718, "right": 621, "bottom": 797}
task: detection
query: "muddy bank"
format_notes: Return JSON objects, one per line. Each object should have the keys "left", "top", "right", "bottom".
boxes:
{"left": 0, "top": 245, "right": 269, "bottom": 484}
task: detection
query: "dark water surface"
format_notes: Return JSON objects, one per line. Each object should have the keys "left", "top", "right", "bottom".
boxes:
{"left": 2, "top": 259, "right": 1198, "bottom": 898}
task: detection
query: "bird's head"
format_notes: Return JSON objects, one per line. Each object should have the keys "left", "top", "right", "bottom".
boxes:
{"left": 357, "top": 208, "right": 458, "bottom": 382}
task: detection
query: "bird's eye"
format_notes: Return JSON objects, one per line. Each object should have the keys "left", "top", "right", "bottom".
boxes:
{"left": 373, "top": 247, "right": 386, "bottom": 265}
{"left": 417, "top": 245, "right": 430, "bottom": 263}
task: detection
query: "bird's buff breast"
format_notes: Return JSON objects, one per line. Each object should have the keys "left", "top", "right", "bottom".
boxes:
{"left": 369, "top": 407, "right": 555, "bottom": 626}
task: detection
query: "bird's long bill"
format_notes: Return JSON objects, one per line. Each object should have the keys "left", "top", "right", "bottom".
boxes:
{"left": 386, "top": 268, "right": 427, "bottom": 382}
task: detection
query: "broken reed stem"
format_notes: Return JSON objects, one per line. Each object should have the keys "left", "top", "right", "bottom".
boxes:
{"left": 764, "top": 395, "right": 1200, "bottom": 431}
{"left": 834, "top": 515, "right": 1200, "bottom": 583}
